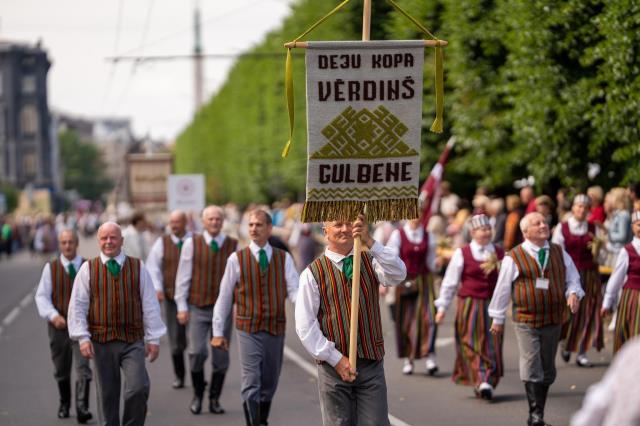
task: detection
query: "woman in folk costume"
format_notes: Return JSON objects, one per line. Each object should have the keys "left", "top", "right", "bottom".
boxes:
{"left": 601, "top": 211, "right": 640, "bottom": 353}
{"left": 387, "top": 218, "right": 439, "bottom": 375}
{"left": 551, "top": 194, "right": 604, "bottom": 367}
{"left": 435, "top": 214, "right": 504, "bottom": 400}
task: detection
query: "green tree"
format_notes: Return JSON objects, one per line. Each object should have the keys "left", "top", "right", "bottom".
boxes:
{"left": 59, "top": 130, "right": 113, "bottom": 200}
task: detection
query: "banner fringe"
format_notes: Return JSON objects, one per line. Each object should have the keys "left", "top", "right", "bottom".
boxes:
{"left": 301, "top": 199, "right": 418, "bottom": 223}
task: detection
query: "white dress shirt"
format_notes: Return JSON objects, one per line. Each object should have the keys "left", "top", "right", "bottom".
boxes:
{"left": 295, "top": 241, "right": 407, "bottom": 367}
{"left": 146, "top": 232, "right": 192, "bottom": 293}
{"left": 488, "top": 239, "right": 584, "bottom": 325}
{"left": 67, "top": 251, "right": 167, "bottom": 345}
{"left": 211, "top": 241, "right": 299, "bottom": 336}
{"left": 551, "top": 216, "right": 589, "bottom": 247}
{"left": 603, "top": 237, "right": 640, "bottom": 310}
{"left": 122, "top": 225, "right": 151, "bottom": 260}
{"left": 386, "top": 223, "right": 437, "bottom": 272}
{"left": 435, "top": 241, "right": 496, "bottom": 313}
{"left": 174, "top": 231, "right": 228, "bottom": 312}
{"left": 35, "top": 254, "right": 84, "bottom": 321}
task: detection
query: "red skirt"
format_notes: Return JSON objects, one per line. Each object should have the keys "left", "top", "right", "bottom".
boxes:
{"left": 561, "top": 268, "right": 604, "bottom": 352}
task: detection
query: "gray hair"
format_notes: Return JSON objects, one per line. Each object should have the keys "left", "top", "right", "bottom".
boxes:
{"left": 202, "top": 205, "right": 224, "bottom": 219}
{"left": 519, "top": 212, "right": 543, "bottom": 233}
{"left": 98, "top": 221, "right": 122, "bottom": 236}
{"left": 58, "top": 228, "right": 79, "bottom": 243}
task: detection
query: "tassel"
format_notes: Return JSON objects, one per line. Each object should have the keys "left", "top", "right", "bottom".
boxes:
{"left": 282, "top": 48, "right": 294, "bottom": 158}
{"left": 430, "top": 44, "right": 444, "bottom": 134}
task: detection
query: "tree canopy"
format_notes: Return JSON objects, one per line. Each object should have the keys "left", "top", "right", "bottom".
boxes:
{"left": 175, "top": 0, "right": 640, "bottom": 204}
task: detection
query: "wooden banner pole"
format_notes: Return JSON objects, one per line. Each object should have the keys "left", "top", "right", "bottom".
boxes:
{"left": 348, "top": 0, "right": 372, "bottom": 372}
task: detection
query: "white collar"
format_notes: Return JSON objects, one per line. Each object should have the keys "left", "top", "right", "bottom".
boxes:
{"left": 100, "top": 251, "right": 126, "bottom": 265}
{"left": 60, "top": 254, "right": 82, "bottom": 267}
{"left": 249, "top": 241, "right": 272, "bottom": 258}
{"left": 324, "top": 247, "right": 354, "bottom": 264}
{"left": 470, "top": 240, "right": 494, "bottom": 252}
{"left": 203, "top": 230, "right": 225, "bottom": 245}
{"left": 170, "top": 231, "right": 191, "bottom": 244}
{"left": 523, "top": 239, "right": 549, "bottom": 253}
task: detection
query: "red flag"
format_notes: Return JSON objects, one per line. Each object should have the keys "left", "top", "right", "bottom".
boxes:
{"left": 419, "top": 137, "right": 456, "bottom": 227}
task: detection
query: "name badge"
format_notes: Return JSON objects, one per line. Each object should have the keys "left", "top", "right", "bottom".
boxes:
{"left": 536, "top": 278, "right": 549, "bottom": 290}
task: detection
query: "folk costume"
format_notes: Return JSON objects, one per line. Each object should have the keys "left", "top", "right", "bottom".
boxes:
{"left": 212, "top": 242, "right": 299, "bottom": 425}
{"left": 296, "top": 242, "right": 406, "bottom": 426}
{"left": 386, "top": 222, "right": 438, "bottom": 374}
{"left": 174, "top": 231, "right": 237, "bottom": 414}
{"left": 489, "top": 238, "right": 583, "bottom": 426}
{"left": 551, "top": 195, "right": 604, "bottom": 366}
{"left": 35, "top": 254, "right": 93, "bottom": 422}
{"left": 67, "top": 252, "right": 166, "bottom": 426}
{"left": 603, "top": 213, "right": 640, "bottom": 353}
{"left": 146, "top": 231, "right": 192, "bottom": 388}
{"left": 436, "top": 215, "right": 504, "bottom": 399}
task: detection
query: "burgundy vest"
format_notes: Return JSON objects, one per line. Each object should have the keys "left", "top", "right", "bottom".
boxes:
{"left": 561, "top": 222, "right": 596, "bottom": 271}
{"left": 398, "top": 227, "right": 429, "bottom": 279}
{"left": 458, "top": 245, "right": 504, "bottom": 299}
{"left": 623, "top": 244, "right": 640, "bottom": 290}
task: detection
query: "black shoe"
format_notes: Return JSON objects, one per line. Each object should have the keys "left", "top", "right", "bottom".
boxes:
{"left": 243, "top": 400, "right": 261, "bottom": 426}
{"left": 75, "top": 379, "right": 93, "bottom": 424}
{"left": 560, "top": 350, "right": 570, "bottom": 363}
{"left": 58, "top": 403, "right": 70, "bottom": 419}
{"left": 189, "top": 371, "right": 205, "bottom": 415}
{"left": 172, "top": 377, "right": 185, "bottom": 389}
{"left": 57, "top": 379, "right": 71, "bottom": 419}
{"left": 525, "top": 382, "right": 551, "bottom": 426}
{"left": 259, "top": 400, "right": 272, "bottom": 425}
{"left": 172, "top": 353, "right": 185, "bottom": 389}
{"left": 209, "top": 398, "right": 225, "bottom": 414}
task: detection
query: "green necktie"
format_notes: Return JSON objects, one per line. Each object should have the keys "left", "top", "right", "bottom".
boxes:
{"left": 176, "top": 240, "right": 184, "bottom": 251}
{"left": 106, "top": 259, "right": 121, "bottom": 276}
{"left": 259, "top": 249, "right": 269, "bottom": 273}
{"left": 67, "top": 263, "right": 77, "bottom": 281}
{"left": 342, "top": 255, "right": 354, "bottom": 280}
{"left": 210, "top": 240, "right": 219, "bottom": 253}
{"left": 538, "top": 248, "right": 547, "bottom": 268}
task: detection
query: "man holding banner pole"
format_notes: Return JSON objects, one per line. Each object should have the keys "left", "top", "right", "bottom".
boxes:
{"left": 295, "top": 214, "right": 406, "bottom": 425}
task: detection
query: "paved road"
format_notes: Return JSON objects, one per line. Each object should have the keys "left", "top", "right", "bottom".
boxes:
{"left": 0, "top": 241, "right": 613, "bottom": 426}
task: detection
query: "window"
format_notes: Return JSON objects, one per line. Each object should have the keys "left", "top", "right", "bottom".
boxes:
{"left": 22, "top": 75, "right": 36, "bottom": 94}
{"left": 23, "top": 149, "right": 37, "bottom": 179}
{"left": 20, "top": 104, "right": 39, "bottom": 136}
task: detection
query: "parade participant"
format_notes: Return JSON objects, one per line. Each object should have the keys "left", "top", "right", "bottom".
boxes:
{"left": 435, "top": 214, "right": 504, "bottom": 400}
{"left": 386, "top": 218, "right": 438, "bottom": 375}
{"left": 601, "top": 211, "right": 640, "bottom": 353}
{"left": 211, "top": 210, "right": 299, "bottom": 426}
{"left": 35, "top": 229, "right": 93, "bottom": 423}
{"left": 296, "top": 215, "right": 406, "bottom": 426}
{"left": 174, "top": 205, "right": 238, "bottom": 415}
{"left": 67, "top": 222, "right": 166, "bottom": 426}
{"left": 146, "top": 210, "right": 191, "bottom": 388}
{"left": 122, "top": 212, "right": 151, "bottom": 260}
{"left": 489, "top": 212, "right": 583, "bottom": 426}
{"left": 551, "top": 194, "right": 603, "bottom": 366}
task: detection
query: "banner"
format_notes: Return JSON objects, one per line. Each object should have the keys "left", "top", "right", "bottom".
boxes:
{"left": 167, "top": 174, "right": 205, "bottom": 213}
{"left": 301, "top": 40, "right": 424, "bottom": 223}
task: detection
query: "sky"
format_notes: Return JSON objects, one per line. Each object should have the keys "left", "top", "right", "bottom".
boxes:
{"left": 1, "top": 0, "right": 294, "bottom": 141}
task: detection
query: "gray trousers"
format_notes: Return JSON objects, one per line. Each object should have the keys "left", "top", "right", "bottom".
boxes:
{"left": 317, "top": 359, "right": 390, "bottom": 426}
{"left": 236, "top": 330, "right": 285, "bottom": 402}
{"left": 164, "top": 299, "right": 186, "bottom": 356}
{"left": 187, "top": 304, "right": 231, "bottom": 373}
{"left": 93, "top": 340, "right": 149, "bottom": 426}
{"left": 514, "top": 323, "right": 562, "bottom": 384}
{"left": 48, "top": 324, "right": 92, "bottom": 383}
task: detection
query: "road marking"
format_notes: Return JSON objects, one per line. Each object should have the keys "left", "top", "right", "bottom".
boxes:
{"left": 2, "top": 307, "right": 21, "bottom": 326}
{"left": 283, "top": 345, "right": 412, "bottom": 426}
{"left": 20, "top": 291, "right": 34, "bottom": 308}
{"left": 435, "top": 337, "right": 455, "bottom": 348}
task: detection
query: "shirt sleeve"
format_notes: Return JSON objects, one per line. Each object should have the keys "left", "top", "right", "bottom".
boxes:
{"left": 435, "top": 248, "right": 464, "bottom": 312}
{"left": 284, "top": 252, "right": 300, "bottom": 303}
{"left": 426, "top": 231, "right": 437, "bottom": 272}
{"left": 174, "top": 238, "right": 194, "bottom": 312}
{"left": 603, "top": 248, "right": 629, "bottom": 310}
{"left": 34, "top": 263, "right": 59, "bottom": 321}
{"left": 386, "top": 229, "right": 401, "bottom": 256}
{"left": 551, "top": 225, "right": 565, "bottom": 248}
{"left": 369, "top": 241, "right": 407, "bottom": 286}
{"left": 295, "top": 268, "right": 343, "bottom": 367}
{"left": 488, "top": 255, "right": 519, "bottom": 325}
{"left": 562, "top": 249, "right": 585, "bottom": 299}
{"left": 139, "top": 263, "right": 167, "bottom": 344}
{"left": 145, "top": 237, "right": 164, "bottom": 293}
{"left": 67, "top": 262, "right": 92, "bottom": 343}
{"left": 212, "top": 253, "right": 239, "bottom": 337}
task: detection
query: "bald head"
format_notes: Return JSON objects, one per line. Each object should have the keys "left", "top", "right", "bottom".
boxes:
{"left": 169, "top": 210, "right": 187, "bottom": 237}
{"left": 97, "top": 221, "right": 123, "bottom": 258}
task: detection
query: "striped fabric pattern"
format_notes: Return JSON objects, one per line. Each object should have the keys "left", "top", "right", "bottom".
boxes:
{"left": 88, "top": 257, "right": 144, "bottom": 343}
{"left": 561, "top": 268, "right": 604, "bottom": 352}
{"left": 613, "top": 287, "right": 640, "bottom": 353}
{"left": 50, "top": 258, "right": 85, "bottom": 319}
{"left": 234, "top": 247, "right": 288, "bottom": 335}
{"left": 395, "top": 273, "right": 437, "bottom": 358}
{"left": 309, "top": 252, "right": 385, "bottom": 360}
{"left": 189, "top": 235, "right": 237, "bottom": 307}
{"left": 452, "top": 297, "right": 503, "bottom": 388}
{"left": 161, "top": 235, "right": 181, "bottom": 300}
{"left": 510, "top": 243, "right": 568, "bottom": 328}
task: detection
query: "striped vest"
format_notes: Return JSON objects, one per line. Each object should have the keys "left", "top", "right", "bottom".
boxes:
{"left": 161, "top": 235, "right": 181, "bottom": 300}
{"left": 88, "top": 257, "right": 144, "bottom": 343}
{"left": 510, "top": 243, "right": 568, "bottom": 328}
{"left": 50, "top": 257, "right": 85, "bottom": 319}
{"left": 309, "top": 252, "right": 385, "bottom": 360}
{"left": 189, "top": 234, "right": 237, "bottom": 308}
{"left": 234, "top": 247, "right": 288, "bottom": 335}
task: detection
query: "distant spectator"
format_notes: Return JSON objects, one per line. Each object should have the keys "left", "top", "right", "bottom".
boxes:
{"left": 122, "top": 212, "right": 151, "bottom": 260}
{"left": 521, "top": 186, "right": 537, "bottom": 214}
{"left": 503, "top": 195, "right": 523, "bottom": 250}
{"left": 587, "top": 186, "right": 606, "bottom": 227}
{"left": 535, "top": 195, "right": 556, "bottom": 230}
{"left": 487, "top": 198, "right": 506, "bottom": 247}
{"left": 439, "top": 181, "right": 460, "bottom": 219}
{"left": 604, "top": 187, "right": 632, "bottom": 267}
{"left": 556, "top": 187, "right": 572, "bottom": 222}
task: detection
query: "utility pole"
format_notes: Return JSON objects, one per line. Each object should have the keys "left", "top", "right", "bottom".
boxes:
{"left": 193, "top": 2, "right": 204, "bottom": 112}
